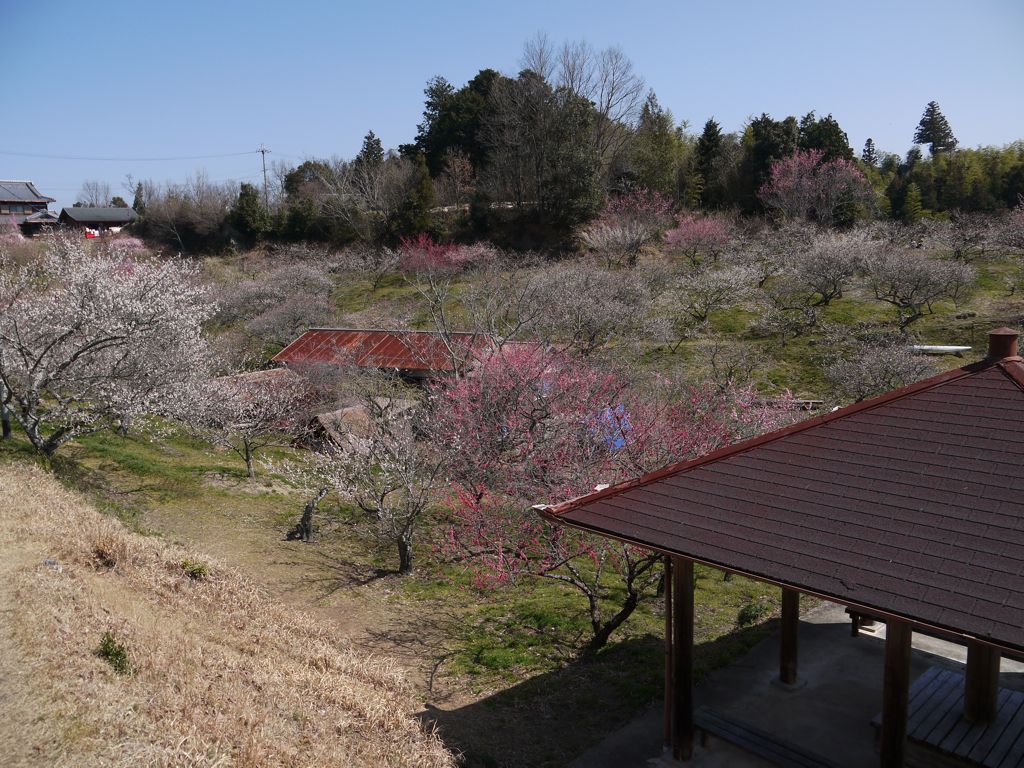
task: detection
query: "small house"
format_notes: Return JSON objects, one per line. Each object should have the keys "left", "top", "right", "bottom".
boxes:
{"left": 59, "top": 206, "right": 138, "bottom": 235}
{"left": 0, "top": 180, "right": 56, "bottom": 234}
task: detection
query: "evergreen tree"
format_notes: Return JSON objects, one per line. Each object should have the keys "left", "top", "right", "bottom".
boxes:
{"left": 631, "top": 92, "right": 683, "bottom": 197}
{"left": 902, "top": 182, "right": 923, "bottom": 223}
{"left": 132, "top": 182, "right": 146, "bottom": 214}
{"left": 862, "top": 138, "right": 878, "bottom": 168}
{"left": 354, "top": 130, "right": 384, "bottom": 170}
{"left": 913, "top": 101, "right": 958, "bottom": 155}
{"left": 798, "top": 112, "right": 853, "bottom": 161}
{"left": 395, "top": 154, "right": 436, "bottom": 236}
{"left": 232, "top": 182, "right": 270, "bottom": 240}
{"left": 695, "top": 118, "right": 724, "bottom": 203}
{"left": 740, "top": 113, "right": 799, "bottom": 212}
{"left": 110, "top": 196, "right": 128, "bottom": 208}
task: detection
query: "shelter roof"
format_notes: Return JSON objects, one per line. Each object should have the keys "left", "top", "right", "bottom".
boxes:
{"left": 539, "top": 330, "right": 1024, "bottom": 653}
{"left": 0, "top": 180, "right": 54, "bottom": 203}
{"left": 58, "top": 207, "right": 138, "bottom": 224}
{"left": 273, "top": 328, "right": 536, "bottom": 375}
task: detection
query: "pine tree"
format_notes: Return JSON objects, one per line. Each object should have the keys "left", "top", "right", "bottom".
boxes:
{"left": 631, "top": 92, "right": 683, "bottom": 197}
{"left": 798, "top": 112, "right": 853, "bottom": 161}
{"left": 355, "top": 131, "right": 384, "bottom": 170}
{"left": 902, "top": 182, "right": 923, "bottom": 223}
{"left": 913, "top": 101, "right": 958, "bottom": 155}
{"left": 396, "top": 154, "right": 436, "bottom": 236}
{"left": 862, "top": 138, "right": 878, "bottom": 168}
{"left": 132, "top": 182, "right": 146, "bottom": 214}
{"left": 696, "top": 119, "right": 723, "bottom": 183}
{"left": 232, "top": 182, "right": 270, "bottom": 240}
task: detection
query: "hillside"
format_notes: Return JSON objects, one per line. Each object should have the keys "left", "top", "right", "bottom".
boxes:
{"left": 0, "top": 463, "right": 455, "bottom": 768}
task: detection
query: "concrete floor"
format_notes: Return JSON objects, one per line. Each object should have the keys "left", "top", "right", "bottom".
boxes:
{"left": 571, "top": 601, "right": 1024, "bottom": 768}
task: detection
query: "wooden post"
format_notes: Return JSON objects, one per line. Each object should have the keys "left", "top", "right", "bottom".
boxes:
{"left": 671, "top": 557, "right": 694, "bottom": 761}
{"left": 779, "top": 588, "right": 799, "bottom": 685}
{"left": 881, "top": 619, "right": 913, "bottom": 768}
{"left": 964, "top": 640, "right": 1001, "bottom": 723}
{"left": 663, "top": 556, "right": 673, "bottom": 748}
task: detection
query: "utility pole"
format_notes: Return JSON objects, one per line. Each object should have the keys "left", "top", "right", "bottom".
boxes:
{"left": 258, "top": 143, "right": 271, "bottom": 209}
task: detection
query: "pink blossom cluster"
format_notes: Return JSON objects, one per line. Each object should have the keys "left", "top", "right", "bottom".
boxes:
{"left": 603, "top": 188, "right": 674, "bottom": 228}
{"left": 397, "top": 233, "right": 499, "bottom": 274}
{"left": 665, "top": 214, "right": 732, "bottom": 263}
{"left": 428, "top": 345, "right": 794, "bottom": 587}
{"left": 759, "top": 149, "right": 872, "bottom": 224}
{"left": 0, "top": 216, "right": 25, "bottom": 245}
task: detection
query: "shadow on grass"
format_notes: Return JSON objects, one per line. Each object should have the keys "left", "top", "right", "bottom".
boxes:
{"left": 419, "top": 621, "right": 777, "bottom": 768}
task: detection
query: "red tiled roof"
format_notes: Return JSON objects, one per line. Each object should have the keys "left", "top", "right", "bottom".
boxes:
{"left": 539, "top": 337, "right": 1024, "bottom": 653}
{"left": 272, "top": 329, "right": 533, "bottom": 374}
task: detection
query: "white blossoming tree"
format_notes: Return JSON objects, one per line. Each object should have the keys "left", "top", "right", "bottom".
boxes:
{"left": 0, "top": 234, "right": 215, "bottom": 455}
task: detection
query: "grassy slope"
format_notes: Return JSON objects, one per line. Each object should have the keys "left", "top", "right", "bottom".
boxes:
{"left": 0, "top": 461, "right": 455, "bottom": 768}
{"left": 0, "top": 424, "right": 788, "bottom": 768}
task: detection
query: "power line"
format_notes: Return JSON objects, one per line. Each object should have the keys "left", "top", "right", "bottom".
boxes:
{"left": 0, "top": 149, "right": 260, "bottom": 162}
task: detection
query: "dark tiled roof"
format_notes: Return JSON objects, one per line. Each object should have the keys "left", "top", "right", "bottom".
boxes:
{"left": 540, "top": 347, "right": 1024, "bottom": 653}
{"left": 59, "top": 207, "right": 138, "bottom": 224}
{"left": 0, "top": 180, "right": 54, "bottom": 203}
{"left": 273, "top": 329, "right": 536, "bottom": 374}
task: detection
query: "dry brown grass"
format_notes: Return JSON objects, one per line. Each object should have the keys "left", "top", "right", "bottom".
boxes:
{"left": 0, "top": 463, "right": 456, "bottom": 768}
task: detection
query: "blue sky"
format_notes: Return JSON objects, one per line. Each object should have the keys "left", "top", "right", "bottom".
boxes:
{"left": 2, "top": 0, "right": 1022, "bottom": 209}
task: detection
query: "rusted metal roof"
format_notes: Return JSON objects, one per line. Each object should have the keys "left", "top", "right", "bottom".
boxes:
{"left": 272, "top": 328, "right": 530, "bottom": 375}
{"left": 539, "top": 330, "right": 1024, "bottom": 654}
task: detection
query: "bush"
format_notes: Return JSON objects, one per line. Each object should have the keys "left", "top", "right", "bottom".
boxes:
{"left": 95, "top": 630, "right": 131, "bottom": 674}
{"left": 737, "top": 599, "right": 772, "bottom": 628}
{"left": 181, "top": 559, "right": 208, "bottom": 580}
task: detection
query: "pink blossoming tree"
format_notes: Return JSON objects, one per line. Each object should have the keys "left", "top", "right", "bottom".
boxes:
{"left": 759, "top": 149, "right": 873, "bottom": 226}
{"left": 664, "top": 214, "right": 733, "bottom": 269}
{"left": 429, "top": 344, "right": 793, "bottom": 651}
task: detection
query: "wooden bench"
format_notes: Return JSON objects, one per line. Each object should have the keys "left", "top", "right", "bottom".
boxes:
{"left": 695, "top": 706, "right": 842, "bottom": 768}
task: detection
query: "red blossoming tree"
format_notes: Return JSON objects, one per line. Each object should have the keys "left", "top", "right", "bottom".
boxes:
{"left": 759, "top": 149, "right": 873, "bottom": 226}
{"left": 429, "top": 344, "right": 793, "bottom": 651}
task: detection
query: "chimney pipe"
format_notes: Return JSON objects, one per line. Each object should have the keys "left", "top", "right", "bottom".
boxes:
{"left": 987, "top": 327, "right": 1020, "bottom": 360}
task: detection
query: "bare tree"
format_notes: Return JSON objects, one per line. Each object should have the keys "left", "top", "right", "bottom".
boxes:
{"left": 77, "top": 179, "right": 112, "bottom": 207}
{"left": 520, "top": 30, "right": 555, "bottom": 77}
{"left": 821, "top": 327, "right": 935, "bottom": 403}
{"left": 863, "top": 248, "right": 975, "bottom": 327}
{"left": 578, "top": 217, "right": 653, "bottom": 268}
{"left": 660, "top": 266, "right": 753, "bottom": 351}
{"left": 140, "top": 173, "right": 234, "bottom": 252}
{"left": 532, "top": 262, "right": 655, "bottom": 355}
{"left": 924, "top": 212, "right": 994, "bottom": 261}
{"left": 217, "top": 261, "right": 336, "bottom": 349}
{"left": 318, "top": 154, "right": 415, "bottom": 242}
{"left": 787, "top": 229, "right": 872, "bottom": 306}
{"left": 200, "top": 369, "right": 317, "bottom": 478}
{"left": 524, "top": 36, "right": 645, "bottom": 180}
{"left": 0, "top": 234, "right": 215, "bottom": 455}
{"left": 333, "top": 245, "right": 402, "bottom": 292}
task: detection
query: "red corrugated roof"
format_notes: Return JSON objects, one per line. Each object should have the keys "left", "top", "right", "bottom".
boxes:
{"left": 539, "top": 341, "right": 1024, "bottom": 653}
{"left": 272, "top": 328, "right": 535, "bottom": 374}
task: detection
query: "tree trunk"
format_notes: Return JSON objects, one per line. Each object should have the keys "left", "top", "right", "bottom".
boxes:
{"left": 243, "top": 438, "right": 255, "bottom": 479}
{"left": 586, "top": 590, "right": 640, "bottom": 654}
{"left": 289, "top": 486, "right": 328, "bottom": 543}
{"left": 397, "top": 532, "right": 414, "bottom": 575}
{"left": 1, "top": 399, "right": 10, "bottom": 440}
